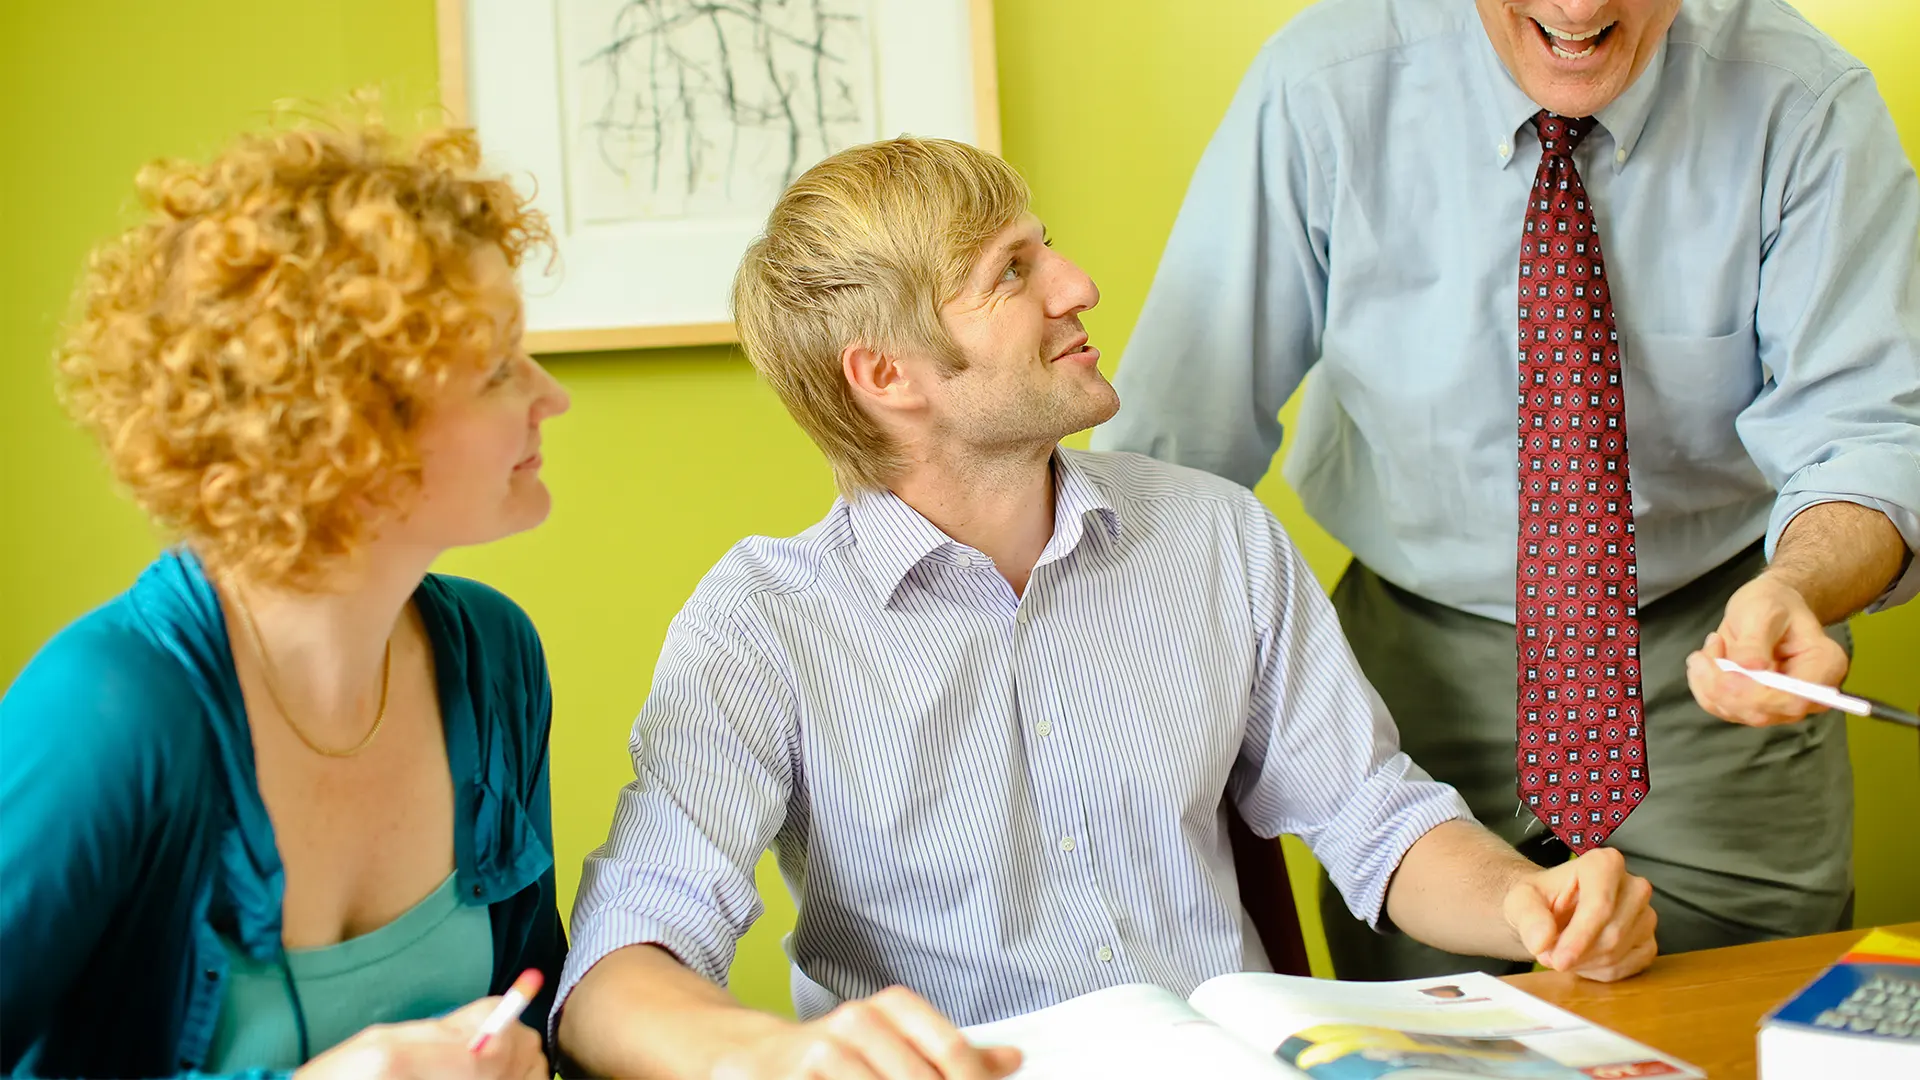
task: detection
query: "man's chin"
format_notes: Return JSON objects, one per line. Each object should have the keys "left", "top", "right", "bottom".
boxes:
{"left": 1061, "top": 388, "right": 1122, "bottom": 439}
{"left": 1518, "top": 66, "right": 1631, "bottom": 118}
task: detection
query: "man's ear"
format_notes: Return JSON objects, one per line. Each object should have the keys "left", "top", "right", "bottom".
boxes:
{"left": 842, "top": 342, "right": 926, "bottom": 413}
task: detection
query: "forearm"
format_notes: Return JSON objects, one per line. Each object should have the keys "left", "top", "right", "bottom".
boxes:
{"left": 556, "top": 943, "right": 794, "bottom": 1079}
{"left": 1382, "top": 820, "right": 1539, "bottom": 962}
{"left": 1764, "top": 501, "right": 1910, "bottom": 623}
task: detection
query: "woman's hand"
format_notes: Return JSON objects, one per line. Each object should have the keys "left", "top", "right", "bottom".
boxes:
{"left": 292, "top": 997, "right": 547, "bottom": 1080}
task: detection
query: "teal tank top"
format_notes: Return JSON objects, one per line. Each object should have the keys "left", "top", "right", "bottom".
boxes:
{"left": 204, "top": 874, "right": 492, "bottom": 1070}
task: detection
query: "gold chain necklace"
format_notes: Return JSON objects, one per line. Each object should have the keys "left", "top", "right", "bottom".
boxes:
{"left": 230, "top": 587, "right": 393, "bottom": 758}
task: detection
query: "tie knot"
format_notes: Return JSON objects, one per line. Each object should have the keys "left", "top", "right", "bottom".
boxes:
{"left": 1534, "top": 111, "right": 1598, "bottom": 158}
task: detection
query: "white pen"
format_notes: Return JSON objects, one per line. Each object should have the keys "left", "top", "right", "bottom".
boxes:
{"left": 1712, "top": 658, "right": 1919, "bottom": 728}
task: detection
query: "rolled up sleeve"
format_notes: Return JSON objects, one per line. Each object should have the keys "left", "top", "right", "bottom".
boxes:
{"left": 1226, "top": 491, "right": 1471, "bottom": 927}
{"left": 551, "top": 601, "right": 796, "bottom": 1032}
{"left": 1745, "top": 69, "right": 1920, "bottom": 610}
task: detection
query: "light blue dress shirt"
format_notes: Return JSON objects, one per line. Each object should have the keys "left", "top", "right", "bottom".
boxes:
{"left": 559, "top": 450, "right": 1469, "bottom": 1027}
{"left": 1093, "top": 0, "right": 1920, "bottom": 621}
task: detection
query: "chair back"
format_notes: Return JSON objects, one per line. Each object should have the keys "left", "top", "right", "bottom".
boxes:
{"left": 1226, "top": 802, "right": 1312, "bottom": 976}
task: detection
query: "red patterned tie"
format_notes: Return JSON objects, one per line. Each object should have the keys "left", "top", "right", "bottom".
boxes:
{"left": 1515, "top": 111, "right": 1648, "bottom": 852}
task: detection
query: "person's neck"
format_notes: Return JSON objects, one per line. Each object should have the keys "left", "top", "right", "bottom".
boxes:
{"left": 888, "top": 442, "right": 1057, "bottom": 596}
{"left": 217, "top": 540, "right": 439, "bottom": 743}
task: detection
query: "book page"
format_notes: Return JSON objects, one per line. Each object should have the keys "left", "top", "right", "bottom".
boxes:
{"left": 1188, "top": 971, "right": 1701, "bottom": 1079}
{"left": 964, "top": 982, "right": 1299, "bottom": 1080}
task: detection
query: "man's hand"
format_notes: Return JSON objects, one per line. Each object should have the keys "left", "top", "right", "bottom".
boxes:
{"left": 1502, "top": 847, "right": 1656, "bottom": 982}
{"left": 712, "top": 986, "right": 1022, "bottom": 1080}
{"left": 1685, "top": 574, "right": 1848, "bottom": 727}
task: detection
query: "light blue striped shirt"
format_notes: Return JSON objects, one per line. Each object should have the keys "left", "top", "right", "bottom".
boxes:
{"left": 559, "top": 450, "right": 1469, "bottom": 1027}
{"left": 1094, "top": 0, "right": 1920, "bottom": 620}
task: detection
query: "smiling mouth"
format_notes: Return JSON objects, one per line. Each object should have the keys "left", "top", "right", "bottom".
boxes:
{"left": 1532, "top": 17, "right": 1615, "bottom": 60}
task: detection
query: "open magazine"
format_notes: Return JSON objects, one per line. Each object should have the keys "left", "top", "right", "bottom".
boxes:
{"left": 964, "top": 971, "right": 1701, "bottom": 1080}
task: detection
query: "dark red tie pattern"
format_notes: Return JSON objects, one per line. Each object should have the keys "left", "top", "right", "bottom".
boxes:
{"left": 1515, "top": 112, "right": 1648, "bottom": 852}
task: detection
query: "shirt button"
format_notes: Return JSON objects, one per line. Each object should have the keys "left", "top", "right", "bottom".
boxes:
{"left": 1498, "top": 141, "right": 1510, "bottom": 157}
{"left": 1615, "top": 148, "right": 1627, "bottom": 163}
{"left": 1036, "top": 720, "right": 1053, "bottom": 738}
{"left": 1096, "top": 945, "right": 1114, "bottom": 963}
{"left": 1016, "top": 608, "right": 1030, "bottom": 626}
{"left": 1059, "top": 835, "right": 1076, "bottom": 853}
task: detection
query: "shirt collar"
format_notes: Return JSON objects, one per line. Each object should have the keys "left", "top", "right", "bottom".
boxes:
{"left": 1594, "top": 37, "right": 1665, "bottom": 169}
{"left": 1039, "top": 448, "right": 1122, "bottom": 566}
{"left": 1469, "top": 20, "right": 1544, "bottom": 170}
{"left": 844, "top": 448, "right": 1120, "bottom": 608}
{"left": 1470, "top": 19, "right": 1668, "bottom": 172}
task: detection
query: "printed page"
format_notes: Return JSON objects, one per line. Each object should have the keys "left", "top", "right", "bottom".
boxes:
{"left": 1187, "top": 971, "right": 1701, "bottom": 1079}
{"left": 964, "top": 982, "right": 1299, "bottom": 1080}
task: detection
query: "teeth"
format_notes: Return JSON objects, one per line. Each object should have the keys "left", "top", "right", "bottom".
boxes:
{"left": 1537, "top": 20, "right": 1610, "bottom": 41}
{"left": 1535, "top": 18, "right": 1606, "bottom": 59}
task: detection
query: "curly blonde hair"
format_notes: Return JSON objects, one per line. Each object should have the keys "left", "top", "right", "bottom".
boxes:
{"left": 57, "top": 105, "right": 549, "bottom": 588}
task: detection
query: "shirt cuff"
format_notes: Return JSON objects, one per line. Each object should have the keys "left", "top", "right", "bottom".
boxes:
{"left": 547, "top": 912, "right": 734, "bottom": 1044}
{"left": 1313, "top": 753, "right": 1475, "bottom": 929}
{"left": 1769, "top": 449, "right": 1920, "bottom": 612}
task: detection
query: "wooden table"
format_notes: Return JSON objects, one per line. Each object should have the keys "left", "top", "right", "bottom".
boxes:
{"left": 1503, "top": 921, "right": 1920, "bottom": 1078}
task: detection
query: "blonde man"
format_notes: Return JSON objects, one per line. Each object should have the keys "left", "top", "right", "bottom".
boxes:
{"left": 555, "top": 138, "right": 1657, "bottom": 1080}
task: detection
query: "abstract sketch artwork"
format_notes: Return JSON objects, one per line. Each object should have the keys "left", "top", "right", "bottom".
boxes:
{"left": 559, "top": 0, "right": 878, "bottom": 225}
{"left": 448, "top": 0, "right": 990, "bottom": 347}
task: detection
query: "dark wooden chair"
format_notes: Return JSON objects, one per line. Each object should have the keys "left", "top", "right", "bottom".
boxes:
{"left": 1226, "top": 802, "right": 1313, "bottom": 976}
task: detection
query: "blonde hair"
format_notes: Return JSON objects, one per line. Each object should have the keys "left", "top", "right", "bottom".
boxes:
{"left": 56, "top": 102, "right": 549, "bottom": 588}
{"left": 732, "top": 136, "right": 1029, "bottom": 492}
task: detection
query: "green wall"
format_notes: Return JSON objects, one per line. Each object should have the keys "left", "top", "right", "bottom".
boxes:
{"left": 3, "top": 1, "right": 1914, "bottom": 1017}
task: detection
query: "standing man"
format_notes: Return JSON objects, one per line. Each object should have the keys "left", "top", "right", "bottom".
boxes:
{"left": 1097, "top": 0, "right": 1919, "bottom": 980}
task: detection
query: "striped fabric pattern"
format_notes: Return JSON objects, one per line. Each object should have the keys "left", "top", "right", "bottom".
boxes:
{"left": 557, "top": 449, "right": 1469, "bottom": 1028}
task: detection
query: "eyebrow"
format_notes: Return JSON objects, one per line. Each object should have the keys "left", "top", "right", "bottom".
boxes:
{"left": 982, "top": 225, "right": 1048, "bottom": 271}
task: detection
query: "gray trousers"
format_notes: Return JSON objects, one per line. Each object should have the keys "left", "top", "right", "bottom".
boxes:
{"left": 1321, "top": 545, "right": 1855, "bottom": 979}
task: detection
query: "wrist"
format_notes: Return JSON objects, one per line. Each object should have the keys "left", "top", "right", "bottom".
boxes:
{"left": 1752, "top": 565, "right": 1852, "bottom": 627}
{"left": 1750, "top": 556, "right": 1819, "bottom": 597}
{"left": 1496, "top": 858, "right": 1548, "bottom": 953}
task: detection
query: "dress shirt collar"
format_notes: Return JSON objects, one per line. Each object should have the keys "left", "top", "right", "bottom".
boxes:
{"left": 1469, "top": 16, "right": 1668, "bottom": 172}
{"left": 843, "top": 448, "right": 1120, "bottom": 608}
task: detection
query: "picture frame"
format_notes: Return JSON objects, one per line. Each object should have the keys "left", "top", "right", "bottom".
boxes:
{"left": 437, "top": 0, "right": 1002, "bottom": 354}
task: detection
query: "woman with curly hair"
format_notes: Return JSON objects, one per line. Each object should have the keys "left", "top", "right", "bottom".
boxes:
{"left": 1, "top": 108, "right": 571, "bottom": 1080}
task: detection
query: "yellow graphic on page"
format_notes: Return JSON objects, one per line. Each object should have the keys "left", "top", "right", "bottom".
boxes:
{"left": 1278, "top": 1024, "right": 1588, "bottom": 1080}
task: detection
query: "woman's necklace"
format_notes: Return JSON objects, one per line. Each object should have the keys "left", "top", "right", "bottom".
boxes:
{"left": 230, "top": 588, "right": 393, "bottom": 758}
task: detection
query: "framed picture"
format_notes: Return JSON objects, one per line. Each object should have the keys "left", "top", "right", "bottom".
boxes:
{"left": 437, "top": 0, "right": 1001, "bottom": 354}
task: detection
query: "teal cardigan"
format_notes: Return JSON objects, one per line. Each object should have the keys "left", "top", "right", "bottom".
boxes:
{"left": 0, "top": 551, "right": 568, "bottom": 1077}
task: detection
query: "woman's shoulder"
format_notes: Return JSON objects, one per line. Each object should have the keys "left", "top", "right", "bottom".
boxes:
{"left": 2, "top": 591, "right": 214, "bottom": 791}
{"left": 416, "top": 574, "right": 551, "bottom": 737}
{"left": 418, "top": 573, "right": 544, "bottom": 659}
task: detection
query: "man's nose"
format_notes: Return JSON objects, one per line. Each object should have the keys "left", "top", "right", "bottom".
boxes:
{"left": 1048, "top": 258, "right": 1100, "bottom": 317}
{"left": 1549, "top": 0, "right": 1607, "bottom": 26}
